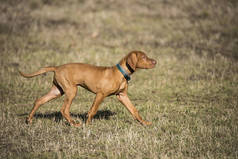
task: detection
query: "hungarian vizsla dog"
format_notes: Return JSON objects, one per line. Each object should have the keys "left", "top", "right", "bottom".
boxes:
{"left": 20, "top": 51, "right": 157, "bottom": 126}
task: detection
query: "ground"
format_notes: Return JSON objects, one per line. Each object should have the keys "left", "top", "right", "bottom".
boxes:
{"left": 0, "top": 0, "right": 238, "bottom": 158}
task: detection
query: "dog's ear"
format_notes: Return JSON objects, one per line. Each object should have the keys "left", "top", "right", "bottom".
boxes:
{"left": 127, "top": 52, "right": 137, "bottom": 71}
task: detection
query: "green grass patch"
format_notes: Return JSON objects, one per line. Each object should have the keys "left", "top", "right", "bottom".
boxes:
{"left": 0, "top": 0, "right": 238, "bottom": 158}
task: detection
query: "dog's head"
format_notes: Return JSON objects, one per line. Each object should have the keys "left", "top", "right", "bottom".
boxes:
{"left": 126, "top": 51, "right": 157, "bottom": 71}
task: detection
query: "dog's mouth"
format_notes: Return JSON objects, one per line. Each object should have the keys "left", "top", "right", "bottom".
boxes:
{"left": 137, "top": 58, "right": 157, "bottom": 69}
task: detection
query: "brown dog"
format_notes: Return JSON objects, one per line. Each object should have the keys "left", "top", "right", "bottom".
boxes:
{"left": 20, "top": 51, "right": 156, "bottom": 126}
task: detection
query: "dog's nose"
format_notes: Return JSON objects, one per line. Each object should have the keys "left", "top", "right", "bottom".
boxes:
{"left": 152, "top": 59, "right": 157, "bottom": 65}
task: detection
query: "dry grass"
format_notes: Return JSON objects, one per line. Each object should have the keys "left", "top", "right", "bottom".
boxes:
{"left": 0, "top": 0, "right": 238, "bottom": 158}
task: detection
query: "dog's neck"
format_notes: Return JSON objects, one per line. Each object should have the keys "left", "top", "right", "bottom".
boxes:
{"left": 116, "top": 62, "right": 135, "bottom": 82}
{"left": 126, "top": 62, "right": 134, "bottom": 74}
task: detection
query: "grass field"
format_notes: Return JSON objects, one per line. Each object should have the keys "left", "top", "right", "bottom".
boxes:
{"left": 0, "top": 0, "right": 238, "bottom": 158}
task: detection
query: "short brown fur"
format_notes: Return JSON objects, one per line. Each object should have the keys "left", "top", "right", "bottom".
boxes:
{"left": 20, "top": 51, "right": 157, "bottom": 126}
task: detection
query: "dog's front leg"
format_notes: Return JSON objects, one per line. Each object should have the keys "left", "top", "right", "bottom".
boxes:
{"left": 116, "top": 92, "right": 152, "bottom": 126}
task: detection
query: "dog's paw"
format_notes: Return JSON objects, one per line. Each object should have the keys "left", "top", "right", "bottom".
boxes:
{"left": 25, "top": 117, "right": 32, "bottom": 124}
{"left": 70, "top": 120, "right": 81, "bottom": 127}
{"left": 73, "top": 123, "right": 81, "bottom": 127}
{"left": 142, "top": 120, "right": 152, "bottom": 126}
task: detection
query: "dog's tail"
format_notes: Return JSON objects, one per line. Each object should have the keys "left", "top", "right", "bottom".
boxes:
{"left": 19, "top": 66, "right": 56, "bottom": 78}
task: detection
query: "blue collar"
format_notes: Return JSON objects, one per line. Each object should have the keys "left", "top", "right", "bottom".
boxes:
{"left": 116, "top": 64, "right": 131, "bottom": 81}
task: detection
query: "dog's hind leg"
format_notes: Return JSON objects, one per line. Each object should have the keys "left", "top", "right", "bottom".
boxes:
{"left": 26, "top": 84, "right": 62, "bottom": 124}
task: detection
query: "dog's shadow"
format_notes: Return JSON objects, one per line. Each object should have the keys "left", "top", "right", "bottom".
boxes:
{"left": 19, "top": 110, "right": 116, "bottom": 123}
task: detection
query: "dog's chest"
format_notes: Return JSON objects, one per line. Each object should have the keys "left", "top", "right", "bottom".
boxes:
{"left": 114, "top": 80, "right": 127, "bottom": 94}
